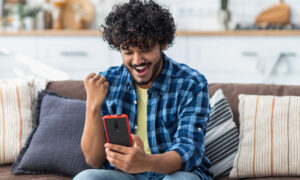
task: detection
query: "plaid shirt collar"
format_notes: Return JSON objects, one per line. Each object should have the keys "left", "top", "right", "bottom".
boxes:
{"left": 123, "top": 53, "right": 172, "bottom": 95}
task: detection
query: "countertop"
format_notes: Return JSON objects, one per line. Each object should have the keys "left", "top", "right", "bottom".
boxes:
{"left": 1, "top": 29, "right": 300, "bottom": 36}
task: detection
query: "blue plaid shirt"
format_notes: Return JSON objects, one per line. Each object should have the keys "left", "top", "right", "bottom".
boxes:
{"left": 100, "top": 54, "right": 213, "bottom": 180}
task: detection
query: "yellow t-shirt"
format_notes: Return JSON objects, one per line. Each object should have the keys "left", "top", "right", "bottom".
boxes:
{"left": 135, "top": 85, "right": 151, "bottom": 154}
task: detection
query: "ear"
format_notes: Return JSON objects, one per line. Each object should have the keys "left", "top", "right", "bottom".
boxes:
{"left": 161, "top": 44, "right": 167, "bottom": 51}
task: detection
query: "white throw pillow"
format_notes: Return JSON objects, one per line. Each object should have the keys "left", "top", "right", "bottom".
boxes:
{"left": 230, "top": 94, "right": 300, "bottom": 178}
{"left": 0, "top": 78, "right": 47, "bottom": 164}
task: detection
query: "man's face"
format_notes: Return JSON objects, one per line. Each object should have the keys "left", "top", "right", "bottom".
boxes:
{"left": 120, "top": 43, "right": 164, "bottom": 88}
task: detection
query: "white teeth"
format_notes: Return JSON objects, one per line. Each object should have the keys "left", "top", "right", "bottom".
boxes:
{"left": 135, "top": 66, "right": 146, "bottom": 70}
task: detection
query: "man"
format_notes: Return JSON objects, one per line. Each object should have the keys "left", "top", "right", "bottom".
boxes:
{"left": 74, "top": 0, "right": 212, "bottom": 179}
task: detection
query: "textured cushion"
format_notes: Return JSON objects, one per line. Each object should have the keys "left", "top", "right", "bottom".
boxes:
{"left": 209, "top": 83, "right": 300, "bottom": 128}
{"left": 0, "top": 81, "right": 33, "bottom": 164}
{"left": 205, "top": 89, "right": 239, "bottom": 178}
{"left": 230, "top": 95, "right": 300, "bottom": 178}
{"left": 11, "top": 91, "right": 91, "bottom": 176}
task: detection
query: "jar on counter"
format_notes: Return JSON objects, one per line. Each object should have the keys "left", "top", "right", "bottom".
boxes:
{"left": 37, "top": 0, "right": 53, "bottom": 30}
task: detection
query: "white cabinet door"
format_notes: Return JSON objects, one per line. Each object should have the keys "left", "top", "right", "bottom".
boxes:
{"left": 38, "top": 36, "right": 112, "bottom": 80}
{"left": 188, "top": 36, "right": 300, "bottom": 85}
{"left": 0, "top": 37, "right": 37, "bottom": 58}
{"left": 0, "top": 37, "right": 38, "bottom": 79}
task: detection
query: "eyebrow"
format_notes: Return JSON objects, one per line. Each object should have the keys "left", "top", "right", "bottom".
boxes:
{"left": 121, "top": 48, "right": 132, "bottom": 51}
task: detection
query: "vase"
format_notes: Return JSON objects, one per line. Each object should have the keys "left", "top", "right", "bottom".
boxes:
{"left": 217, "top": 9, "right": 230, "bottom": 30}
{"left": 24, "top": 17, "right": 35, "bottom": 31}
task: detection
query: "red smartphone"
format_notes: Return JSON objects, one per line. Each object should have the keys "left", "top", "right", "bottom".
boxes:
{"left": 102, "top": 114, "right": 133, "bottom": 147}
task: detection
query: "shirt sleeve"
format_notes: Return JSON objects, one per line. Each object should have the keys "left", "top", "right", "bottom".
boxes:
{"left": 169, "top": 80, "right": 210, "bottom": 171}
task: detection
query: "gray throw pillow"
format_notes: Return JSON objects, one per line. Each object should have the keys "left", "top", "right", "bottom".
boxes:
{"left": 205, "top": 89, "right": 239, "bottom": 178}
{"left": 11, "top": 91, "right": 91, "bottom": 177}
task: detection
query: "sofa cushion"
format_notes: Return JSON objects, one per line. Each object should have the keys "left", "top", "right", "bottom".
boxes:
{"left": 0, "top": 80, "right": 34, "bottom": 164}
{"left": 230, "top": 94, "right": 300, "bottom": 178}
{"left": 209, "top": 83, "right": 300, "bottom": 127}
{"left": 46, "top": 81, "right": 86, "bottom": 100}
{"left": 205, "top": 89, "right": 239, "bottom": 178}
{"left": 11, "top": 91, "right": 91, "bottom": 177}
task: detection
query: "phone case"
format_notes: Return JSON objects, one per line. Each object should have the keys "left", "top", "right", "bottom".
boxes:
{"left": 103, "top": 114, "right": 133, "bottom": 147}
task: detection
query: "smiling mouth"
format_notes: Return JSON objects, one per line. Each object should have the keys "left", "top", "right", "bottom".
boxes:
{"left": 131, "top": 63, "right": 151, "bottom": 75}
{"left": 134, "top": 66, "right": 147, "bottom": 73}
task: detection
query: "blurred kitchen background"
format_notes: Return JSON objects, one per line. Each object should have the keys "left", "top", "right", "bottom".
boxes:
{"left": 0, "top": 0, "right": 299, "bottom": 84}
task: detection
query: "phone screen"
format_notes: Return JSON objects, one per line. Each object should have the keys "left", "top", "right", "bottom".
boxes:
{"left": 103, "top": 115, "right": 132, "bottom": 147}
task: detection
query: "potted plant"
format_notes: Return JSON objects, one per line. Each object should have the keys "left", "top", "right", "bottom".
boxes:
{"left": 22, "top": 6, "right": 41, "bottom": 30}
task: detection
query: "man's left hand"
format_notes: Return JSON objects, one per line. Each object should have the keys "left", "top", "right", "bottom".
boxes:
{"left": 105, "top": 134, "right": 150, "bottom": 174}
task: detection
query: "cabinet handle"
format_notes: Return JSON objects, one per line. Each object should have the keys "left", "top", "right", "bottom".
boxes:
{"left": 241, "top": 52, "right": 258, "bottom": 57}
{"left": 242, "top": 52, "right": 296, "bottom": 57}
{"left": 60, "top": 51, "right": 88, "bottom": 57}
{"left": 281, "top": 52, "right": 296, "bottom": 57}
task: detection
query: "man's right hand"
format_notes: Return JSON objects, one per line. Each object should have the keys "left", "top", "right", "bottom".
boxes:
{"left": 84, "top": 73, "right": 109, "bottom": 108}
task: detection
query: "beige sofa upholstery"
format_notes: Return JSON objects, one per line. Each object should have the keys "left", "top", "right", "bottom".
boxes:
{"left": 1, "top": 81, "right": 300, "bottom": 180}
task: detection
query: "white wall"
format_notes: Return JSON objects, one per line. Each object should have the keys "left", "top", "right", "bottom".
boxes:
{"left": 229, "top": 0, "right": 300, "bottom": 25}
{"left": 26, "top": 0, "right": 300, "bottom": 31}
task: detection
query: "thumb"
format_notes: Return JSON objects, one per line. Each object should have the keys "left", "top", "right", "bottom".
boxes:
{"left": 131, "top": 134, "right": 144, "bottom": 148}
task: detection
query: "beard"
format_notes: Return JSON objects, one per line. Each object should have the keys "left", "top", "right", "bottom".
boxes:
{"left": 127, "top": 55, "right": 163, "bottom": 86}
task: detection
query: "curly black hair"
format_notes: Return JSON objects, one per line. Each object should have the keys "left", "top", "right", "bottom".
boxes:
{"left": 101, "top": 0, "right": 176, "bottom": 51}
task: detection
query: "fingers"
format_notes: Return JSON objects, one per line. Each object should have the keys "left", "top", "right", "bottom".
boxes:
{"left": 105, "top": 143, "right": 130, "bottom": 154}
{"left": 98, "top": 76, "right": 107, "bottom": 84}
{"left": 85, "top": 73, "right": 95, "bottom": 82}
{"left": 105, "top": 148, "right": 126, "bottom": 162}
{"left": 92, "top": 75, "right": 106, "bottom": 84}
{"left": 86, "top": 72, "right": 96, "bottom": 79}
{"left": 92, "top": 74, "right": 101, "bottom": 81}
{"left": 85, "top": 73, "right": 107, "bottom": 84}
{"left": 106, "top": 155, "right": 127, "bottom": 171}
{"left": 104, "top": 81, "right": 109, "bottom": 87}
{"left": 131, "top": 134, "right": 144, "bottom": 148}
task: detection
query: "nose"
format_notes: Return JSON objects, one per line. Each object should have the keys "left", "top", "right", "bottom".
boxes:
{"left": 132, "top": 52, "right": 144, "bottom": 65}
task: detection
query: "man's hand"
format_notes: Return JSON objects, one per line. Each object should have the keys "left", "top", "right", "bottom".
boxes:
{"left": 105, "top": 134, "right": 150, "bottom": 174}
{"left": 84, "top": 73, "right": 109, "bottom": 108}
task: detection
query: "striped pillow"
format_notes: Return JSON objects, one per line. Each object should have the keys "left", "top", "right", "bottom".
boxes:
{"left": 205, "top": 89, "right": 239, "bottom": 178}
{"left": 0, "top": 81, "right": 33, "bottom": 164}
{"left": 230, "top": 95, "right": 300, "bottom": 178}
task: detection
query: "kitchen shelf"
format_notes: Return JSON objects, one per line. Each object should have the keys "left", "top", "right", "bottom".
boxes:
{"left": 0, "top": 30, "right": 102, "bottom": 36}
{"left": 2, "top": 30, "right": 300, "bottom": 36}
{"left": 177, "top": 30, "right": 300, "bottom": 36}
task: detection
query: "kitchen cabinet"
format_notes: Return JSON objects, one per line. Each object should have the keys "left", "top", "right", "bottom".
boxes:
{"left": 0, "top": 37, "right": 38, "bottom": 78}
{"left": 0, "top": 30, "right": 299, "bottom": 85}
{"left": 37, "top": 36, "right": 112, "bottom": 80}
{"left": 0, "top": 37, "right": 37, "bottom": 58}
{"left": 0, "top": 35, "right": 120, "bottom": 80}
{"left": 187, "top": 36, "right": 300, "bottom": 85}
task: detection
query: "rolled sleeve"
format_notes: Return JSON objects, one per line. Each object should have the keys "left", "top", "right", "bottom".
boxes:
{"left": 170, "top": 81, "right": 210, "bottom": 171}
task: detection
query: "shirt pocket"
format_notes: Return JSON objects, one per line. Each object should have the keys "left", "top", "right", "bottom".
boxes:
{"left": 106, "top": 99, "right": 123, "bottom": 114}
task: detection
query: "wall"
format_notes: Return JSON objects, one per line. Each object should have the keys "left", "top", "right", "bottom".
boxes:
{"left": 26, "top": 0, "right": 300, "bottom": 30}
{"left": 229, "top": 0, "right": 300, "bottom": 25}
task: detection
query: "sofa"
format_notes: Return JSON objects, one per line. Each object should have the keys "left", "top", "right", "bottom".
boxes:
{"left": 1, "top": 80, "right": 300, "bottom": 180}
